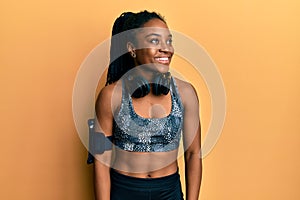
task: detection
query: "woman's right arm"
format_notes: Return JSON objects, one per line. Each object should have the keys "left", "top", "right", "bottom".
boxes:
{"left": 94, "top": 155, "right": 111, "bottom": 200}
{"left": 93, "top": 85, "right": 114, "bottom": 200}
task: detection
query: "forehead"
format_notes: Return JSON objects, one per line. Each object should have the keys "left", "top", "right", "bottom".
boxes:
{"left": 136, "top": 18, "right": 171, "bottom": 36}
{"left": 142, "top": 18, "right": 168, "bottom": 28}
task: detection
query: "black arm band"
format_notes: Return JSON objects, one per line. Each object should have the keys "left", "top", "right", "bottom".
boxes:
{"left": 87, "top": 119, "right": 113, "bottom": 164}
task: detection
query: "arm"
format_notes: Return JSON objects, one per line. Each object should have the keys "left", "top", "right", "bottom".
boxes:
{"left": 93, "top": 85, "right": 114, "bottom": 200}
{"left": 94, "top": 154, "right": 111, "bottom": 200}
{"left": 181, "top": 83, "right": 202, "bottom": 200}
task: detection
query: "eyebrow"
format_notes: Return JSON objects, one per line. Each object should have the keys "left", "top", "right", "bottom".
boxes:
{"left": 145, "top": 33, "right": 172, "bottom": 38}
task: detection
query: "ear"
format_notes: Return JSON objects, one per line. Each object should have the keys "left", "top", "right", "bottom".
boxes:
{"left": 127, "top": 42, "right": 136, "bottom": 53}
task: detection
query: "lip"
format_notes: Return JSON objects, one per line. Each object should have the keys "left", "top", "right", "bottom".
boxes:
{"left": 154, "top": 57, "right": 171, "bottom": 64}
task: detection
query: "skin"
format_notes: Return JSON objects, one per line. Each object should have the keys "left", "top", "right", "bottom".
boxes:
{"left": 128, "top": 18, "right": 174, "bottom": 74}
{"left": 94, "top": 18, "right": 202, "bottom": 200}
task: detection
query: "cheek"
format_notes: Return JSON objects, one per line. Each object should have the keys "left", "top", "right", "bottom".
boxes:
{"left": 148, "top": 48, "right": 157, "bottom": 55}
{"left": 143, "top": 48, "right": 157, "bottom": 60}
{"left": 137, "top": 49, "right": 156, "bottom": 61}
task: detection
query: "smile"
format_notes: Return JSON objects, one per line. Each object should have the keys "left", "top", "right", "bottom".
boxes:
{"left": 155, "top": 57, "right": 170, "bottom": 64}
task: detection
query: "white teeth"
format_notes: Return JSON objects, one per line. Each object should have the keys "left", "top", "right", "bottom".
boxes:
{"left": 156, "top": 57, "right": 168, "bottom": 61}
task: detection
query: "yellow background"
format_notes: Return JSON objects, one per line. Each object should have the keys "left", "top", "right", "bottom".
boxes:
{"left": 1, "top": 0, "right": 300, "bottom": 199}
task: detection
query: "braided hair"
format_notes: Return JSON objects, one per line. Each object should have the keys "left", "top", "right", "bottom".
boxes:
{"left": 106, "top": 10, "right": 166, "bottom": 85}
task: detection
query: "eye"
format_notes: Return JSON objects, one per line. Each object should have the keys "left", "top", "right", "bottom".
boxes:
{"left": 167, "top": 38, "right": 173, "bottom": 45}
{"left": 150, "top": 38, "right": 159, "bottom": 45}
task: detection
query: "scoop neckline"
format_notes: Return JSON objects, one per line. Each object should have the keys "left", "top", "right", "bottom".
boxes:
{"left": 128, "top": 91, "right": 174, "bottom": 121}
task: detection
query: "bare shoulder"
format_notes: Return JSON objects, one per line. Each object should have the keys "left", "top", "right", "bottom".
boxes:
{"left": 96, "top": 83, "right": 115, "bottom": 105}
{"left": 174, "top": 77, "right": 193, "bottom": 90}
{"left": 95, "top": 82, "right": 122, "bottom": 114}
{"left": 173, "top": 77, "right": 199, "bottom": 104}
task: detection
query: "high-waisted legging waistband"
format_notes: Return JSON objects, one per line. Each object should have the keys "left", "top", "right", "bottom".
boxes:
{"left": 110, "top": 168, "right": 184, "bottom": 200}
{"left": 110, "top": 168, "right": 180, "bottom": 190}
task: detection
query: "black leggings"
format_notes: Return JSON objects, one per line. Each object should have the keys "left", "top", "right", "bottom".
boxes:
{"left": 110, "top": 169, "right": 184, "bottom": 200}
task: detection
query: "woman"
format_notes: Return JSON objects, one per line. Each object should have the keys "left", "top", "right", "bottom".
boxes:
{"left": 92, "top": 10, "right": 202, "bottom": 200}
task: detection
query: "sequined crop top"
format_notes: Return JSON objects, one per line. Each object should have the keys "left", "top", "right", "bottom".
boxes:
{"left": 113, "top": 77, "right": 184, "bottom": 152}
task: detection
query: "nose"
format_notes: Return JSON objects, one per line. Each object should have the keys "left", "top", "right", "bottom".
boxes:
{"left": 159, "top": 41, "right": 173, "bottom": 53}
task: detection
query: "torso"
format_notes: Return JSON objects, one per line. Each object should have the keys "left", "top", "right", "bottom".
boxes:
{"left": 110, "top": 77, "right": 185, "bottom": 178}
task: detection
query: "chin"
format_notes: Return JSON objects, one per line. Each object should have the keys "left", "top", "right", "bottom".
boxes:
{"left": 155, "top": 63, "right": 170, "bottom": 73}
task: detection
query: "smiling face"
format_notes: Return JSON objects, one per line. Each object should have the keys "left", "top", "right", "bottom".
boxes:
{"left": 128, "top": 18, "right": 174, "bottom": 73}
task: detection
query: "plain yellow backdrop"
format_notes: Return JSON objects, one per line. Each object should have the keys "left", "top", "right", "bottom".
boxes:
{"left": 1, "top": 0, "right": 300, "bottom": 199}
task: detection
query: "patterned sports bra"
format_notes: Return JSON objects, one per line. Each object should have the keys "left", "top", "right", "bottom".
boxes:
{"left": 113, "top": 77, "right": 184, "bottom": 152}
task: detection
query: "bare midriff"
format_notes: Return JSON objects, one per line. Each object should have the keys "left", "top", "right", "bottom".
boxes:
{"left": 112, "top": 148, "right": 179, "bottom": 178}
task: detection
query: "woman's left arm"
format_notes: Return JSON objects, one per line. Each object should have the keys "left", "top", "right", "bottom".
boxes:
{"left": 181, "top": 82, "right": 202, "bottom": 200}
